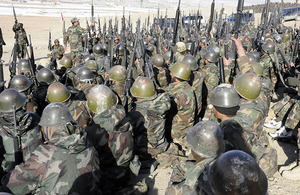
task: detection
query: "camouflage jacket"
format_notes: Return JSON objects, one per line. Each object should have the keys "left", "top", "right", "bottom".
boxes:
{"left": 0, "top": 111, "right": 42, "bottom": 173}
{"left": 63, "top": 25, "right": 84, "bottom": 50}
{"left": 165, "top": 158, "right": 214, "bottom": 195}
{"left": 2, "top": 125, "right": 101, "bottom": 195}
{"left": 109, "top": 81, "right": 126, "bottom": 105}
{"left": 165, "top": 81, "right": 196, "bottom": 141}
{"left": 153, "top": 66, "right": 169, "bottom": 90}
{"left": 68, "top": 100, "right": 92, "bottom": 131}
{"left": 201, "top": 63, "right": 219, "bottom": 99}
{"left": 51, "top": 45, "right": 65, "bottom": 59}
{"left": 189, "top": 70, "right": 204, "bottom": 116}
{"left": 12, "top": 24, "right": 28, "bottom": 45}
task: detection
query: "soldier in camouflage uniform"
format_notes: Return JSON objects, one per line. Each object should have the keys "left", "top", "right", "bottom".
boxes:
{"left": 260, "top": 40, "right": 277, "bottom": 87}
{"left": 12, "top": 23, "right": 28, "bottom": 59}
{"left": 165, "top": 121, "right": 225, "bottom": 195}
{"left": 0, "top": 27, "right": 5, "bottom": 59}
{"left": 174, "top": 42, "right": 186, "bottom": 62}
{"left": 1, "top": 103, "right": 101, "bottom": 194}
{"left": 151, "top": 54, "right": 169, "bottom": 90}
{"left": 0, "top": 89, "right": 41, "bottom": 179}
{"left": 49, "top": 39, "right": 65, "bottom": 67}
{"left": 64, "top": 17, "right": 84, "bottom": 65}
{"left": 108, "top": 65, "right": 127, "bottom": 104}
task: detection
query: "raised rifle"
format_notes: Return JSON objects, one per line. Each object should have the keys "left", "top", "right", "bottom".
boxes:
{"left": 170, "top": 0, "right": 181, "bottom": 64}
{"left": 218, "top": 42, "right": 225, "bottom": 83}
{"left": 86, "top": 19, "right": 92, "bottom": 38}
{"left": 98, "top": 15, "right": 101, "bottom": 36}
{"left": 0, "top": 59, "right": 4, "bottom": 93}
{"left": 12, "top": 105, "right": 24, "bottom": 166}
{"left": 13, "top": 5, "right": 18, "bottom": 25}
{"left": 216, "top": 7, "right": 224, "bottom": 42}
{"left": 48, "top": 31, "right": 52, "bottom": 51}
{"left": 26, "top": 35, "right": 38, "bottom": 89}
{"left": 121, "top": 7, "right": 127, "bottom": 67}
{"left": 207, "top": 0, "right": 215, "bottom": 36}
{"left": 61, "top": 13, "right": 66, "bottom": 36}
{"left": 104, "top": 19, "right": 114, "bottom": 85}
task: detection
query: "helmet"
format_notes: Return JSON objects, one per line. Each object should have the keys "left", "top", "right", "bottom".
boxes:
{"left": 185, "top": 37, "right": 192, "bottom": 43}
{"left": 151, "top": 54, "right": 164, "bottom": 67}
{"left": 251, "top": 62, "right": 263, "bottom": 76}
{"left": 130, "top": 76, "right": 157, "bottom": 99}
{"left": 169, "top": 61, "right": 191, "bottom": 81}
{"left": 54, "top": 39, "right": 59, "bottom": 43}
{"left": 9, "top": 75, "right": 32, "bottom": 92}
{"left": 146, "top": 45, "right": 155, "bottom": 53}
{"left": 149, "top": 39, "right": 156, "bottom": 45}
{"left": 0, "top": 89, "right": 26, "bottom": 113}
{"left": 247, "top": 51, "right": 260, "bottom": 62}
{"left": 102, "top": 44, "right": 108, "bottom": 52}
{"left": 60, "top": 55, "right": 72, "bottom": 68}
{"left": 163, "top": 51, "right": 171, "bottom": 62}
{"left": 85, "top": 60, "right": 98, "bottom": 71}
{"left": 262, "top": 40, "right": 275, "bottom": 54}
{"left": 273, "top": 34, "right": 283, "bottom": 43}
{"left": 109, "top": 65, "right": 126, "bottom": 82}
{"left": 87, "top": 85, "right": 118, "bottom": 113}
{"left": 175, "top": 42, "right": 186, "bottom": 52}
{"left": 182, "top": 54, "right": 197, "bottom": 71}
{"left": 185, "top": 43, "right": 192, "bottom": 51}
{"left": 36, "top": 68, "right": 56, "bottom": 84}
{"left": 208, "top": 150, "right": 268, "bottom": 195}
{"left": 283, "top": 32, "right": 290, "bottom": 41}
{"left": 17, "top": 59, "right": 30, "bottom": 71}
{"left": 209, "top": 84, "right": 241, "bottom": 108}
{"left": 204, "top": 50, "right": 219, "bottom": 63}
{"left": 247, "top": 54, "right": 258, "bottom": 63}
{"left": 187, "top": 121, "right": 224, "bottom": 158}
{"left": 93, "top": 44, "right": 103, "bottom": 55}
{"left": 71, "top": 17, "right": 79, "bottom": 24}
{"left": 83, "top": 55, "right": 95, "bottom": 63}
{"left": 76, "top": 67, "right": 94, "bottom": 81}
{"left": 116, "top": 44, "right": 125, "bottom": 56}
{"left": 70, "top": 64, "right": 84, "bottom": 75}
{"left": 234, "top": 73, "right": 262, "bottom": 100}
{"left": 39, "top": 102, "right": 75, "bottom": 127}
{"left": 46, "top": 82, "right": 71, "bottom": 103}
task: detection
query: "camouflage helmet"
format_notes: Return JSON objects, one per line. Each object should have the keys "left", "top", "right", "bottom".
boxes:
{"left": 146, "top": 45, "right": 155, "bottom": 53}
{"left": 185, "top": 42, "right": 192, "bottom": 51}
{"left": 85, "top": 60, "right": 98, "bottom": 71}
{"left": 175, "top": 42, "right": 186, "bottom": 52}
{"left": 76, "top": 66, "right": 94, "bottom": 81}
{"left": 283, "top": 32, "right": 290, "bottom": 41}
{"left": 234, "top": 72, "right": 262, "bottom": 100}
{"left": 130, "top": 76, "right": 157, "bottom": 99}
{"left": 187, "top": 121, "right": 225, "bottom": 158}
{"left": 204, "top": 50, "right": 219, "bottom": 63}
{"left": 262, "top": 40, "right": 275, "bottom": 54}
{"left": 151, "top": 54, "right": 165, "bottom": 67}
{"left": 109, "top": 65, "right": 127, "bottom": 82}
{"left": 208, "top": 150, "right": 268, "bottom": 195}
{"left": 36, "top": 68, "right": 56, "bottom": 84}
{"left": 93, "top": 44, "right": 103, "bottom": 55}
{"left": 39, "top": 103, "right": 75, "bottom": 127}
{"left": 163, "top": 51, "right": 172, "bottom": 62}
{"left": 169, "top": 61, "right": 191, "bottom": 81}
{"left": 182, "top": 54, "right": 197, "bottom": 71}
{"left": 9, "top": 75, "right": 32, "bottom": 92}
{"left": 17, "top": 59, "right": 30, "bottom": 71}
{"left": 251, "top": 62, "right": 263, "bottom": 76}
{"left": 209, "top": 84, "right": 241, "bottom": 108}
{"left": 0, "top": 89, "right": 26, "bottom": 113}
{"left": 87, "top": 85, "right": 118, "bottom": 114}
{"left": 83, "top": 54, "right": 95, "bottom": 63}
{"left": 46, "top": 82, "right": 71, "bottom": 103}
{"left": 60, "top": 55, "right": 73, "bottom": 68}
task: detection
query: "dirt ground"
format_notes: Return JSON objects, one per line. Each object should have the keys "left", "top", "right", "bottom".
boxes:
{"left": 1, "top": 9, "right": 300, "bottom": 195}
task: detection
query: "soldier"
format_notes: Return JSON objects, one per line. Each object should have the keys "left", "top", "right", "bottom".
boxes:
{"left": 63, "top": 17, "right": 84, "bottom": 65}
{"left": 107, "top": 65, "right": 127, "bottom": 104}
{"left": 174, "top": 42, "right": 186, "bottom": 62}
{"left": 1, "top": 103, "right": 102, "bottom": 194}
{"left": 0, "top": 89, "right": 41, "bottom": 179}
{"left": 16, "top": 59, "right": 31, "bottom": 78}
{"left": 12, "top": 23, "right": 28, "bottom": 59}
{"left": 49, "top": 39, "right": 65, "bottom": 70}
{"left": 165, "top": 121, "right": 225, "bottom": 194}
{"left": 260, "top": 40, "right": 277, "bottom": 88}
{"left": 0, "top": 27, "right": 6, "bottom": 59}
{"left": 151, "top": 54, "right": 169, "bottom": 90}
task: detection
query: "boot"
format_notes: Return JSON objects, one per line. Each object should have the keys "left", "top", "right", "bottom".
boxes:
{"left": 282, "top": 165, "right": 300, "bottom": 180}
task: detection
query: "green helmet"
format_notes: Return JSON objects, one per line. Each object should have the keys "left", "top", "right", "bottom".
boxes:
{"left": 182, "top": 54, "right": 197, "bottom": 71}
{"left": 175, "top": 42, "right": 186, "bottom": 52}
{"left": 234, "top": 73, "right": 262, "bottom": 100}
{"left": 87, "top": 85, "right": 118, "bottom": 114}
{"left": 0, "top": 89, "right": 26, "bottom": 113}
{"left": 46, "top": 82, "right": 71, "bottom": 103}
{"left": 130, "top": 76, "right": 157, "bottom": 99}
{"left": 273, "top": 33, "right": 283, "bottom": 43}
{"left": 17, "top": 59, "right": 30, "bottom": 71}
{"left": 36, "top": 68, "right": 56, "bottom": 84}
{"left": 169, "top": 61, "right": 191, "bottom": 81}
{"left": 83, "top": 55, "right": 95, "bottom": 63}
{"left": 262, "top": 40, "right": 275, "bottom": 54}
{"left": 163, "top": 51, "right": 171, "bottom": 62}
{"left": 109, "top": 65, "right": 126, "bottom": 82}
{"left": 9, "top": 75, "right": 32, "bottom": 92}
{"left": 251, "top": 62, "right": 263, "bottom": 76}
{"left": 187, "top": 121, "right": 225, "bottom": 158}
{"left": 93, "top": 44, "right": 103, "bottom": 55}
{"left": 204, "top": 50, "right": 219, "bottom": 63}
{"left": 76, "top": 66, "right": 94, "bottom": 81}
{"left": 208, "top": 150, "right": 268, "bottom": 195}
{"left": 283, "top": 32, "right": 290, "bottom": 41}
{"left": 85, "top": 60, "right": 98, "bottom": 71}
{"left": 60, "top": 55, "right": 73, "bottom": 68}
{"left": 247, "top": 51, "right": 260, "bottom": 62}
{"left": 151, "top": 54, "right": 164, "bottom": 67}
{"left": 70, "top": 64, "right": 84, "bottom": 75}
{"left": 209, "top": 84, "right": 241, "bottom": 108}
{"left": 39, "top": 102, "right": 75, "bottom": 127}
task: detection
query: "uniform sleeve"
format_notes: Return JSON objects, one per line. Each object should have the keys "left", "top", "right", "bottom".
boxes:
{"left": 63, "top": 29, "right": 69, "bottom": 46}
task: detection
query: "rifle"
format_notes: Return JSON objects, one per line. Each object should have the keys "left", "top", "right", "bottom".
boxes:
{"left": 12, "top": 105, "right": 24, "bottom": 166}
{"left": 291, "top": 30, "right": 299, "bottom": 64}
{"left": 104, "top": 19, "right": 114, "bottom": 85}
{"left": 48, "top": 31, "right": 52, "bottom": 51}
{"left": 13, "top": 5, "right": 18, "bottom": 25}
{"left": 121, "top": 7, "right": 127, "bottom": 67}
{"left": 218, "top": 42, "right": 225, "bottom": 83}
{"left": 83, "top": 33, "right": 89, "bottom": 56}
{"left": 98, "top": 15, "right": 101, "bottom": 36}
{"left": 0, "top": 59, "right": 4, "bottom": 92}
{"left": 48, "top": 33, "right": 57, "bottom": 70}
{"left": 216, "top": 7, "right": 224, "bottom": 42}
{"left": 86, "top": 19, "right": 92, "bottom": 38}
{"left": 207, "top": 0, "right": 215, "bottom": 36}
{"left": 170, "top": 0, "right": 181, "bottom": 64}
{"left": 26, "top": 35, "right": 38, "bottom": 89}
{"left": 61, "top": 13, "right": 66, "bottom": 36}
{"left": 276, "top": 44, "right": 294, "bottom": 76}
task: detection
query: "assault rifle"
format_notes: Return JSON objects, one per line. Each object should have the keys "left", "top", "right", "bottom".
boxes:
{"left": 27, "top": 35, "right": 38, "bottom": 89}
{"left": 170, "top": 0, "right": 181, "bottom": 63}
{"left": 12, "top": 105, "right": 24, "bottom": 166}
{"left": 207, "top": 0, "right": 215, "bottom": 36}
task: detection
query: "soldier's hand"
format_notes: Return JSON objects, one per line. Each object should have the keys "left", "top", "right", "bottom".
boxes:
{"left": 64, "top": 46, "right": 67, "bottom": 52}
{"left": 223, "top": 57, "right": 231, "bottom": 66}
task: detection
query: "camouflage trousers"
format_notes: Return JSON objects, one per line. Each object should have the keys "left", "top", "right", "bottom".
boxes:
{"left": 285, "top": 101, "right": 300, "bottom": 130}
{"left": 272, "top": 94, "right": 297, "bottom": 122}
{"left": 17, "top": 44, "right": 27, "bottom": 59}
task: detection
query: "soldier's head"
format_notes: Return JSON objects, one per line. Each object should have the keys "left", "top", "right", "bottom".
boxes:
{"left": 0, "top": 89, "right": 26, "bottom": 114}
{"left": 130, "top": 76, "right": 157, "bottom": 100}
{"left": 208, "top": 150, "right": 268, "bottom": 195}
{"left": 87, "top": 85, "right": 118, "bottom": 114}
{"left": 36, "top": 68, "right": 57, "bottom": 85}
{"left": 151, "top": 54, "right": 165, "bottom": 67}
{"left": 46, "top": 82, "right": 71, "bottom": 103}
{"left": 93, "top": 44, "right": 103, "bottom": 55}
{"left": 114, "top": 37, "right": 120, "bottom": 44}
{"left": 9, "top": 74, "right": 33, "bottom": 95}
{"left": 210, "top": 84, "right": 241, "bottom": 119}
{"left": 146, "top": 45, "right": 155, "bottom": 56}
{"left": 16, "top": 23, "right": 23, "bottom": 30}
{"left": 163, "top": 51, "right": 171, "bottom": 65}
{"left": 261, "top": 40, "right": 275, "bottom": 54}
{"left": 71, "top": 17, "right": 80, "bottom": 25}
{"left": 60, "top": 55, "right": 73, "bottom": 68}
{"left": 54, "top": 39, "right": 59, "bottom": 45}
{"left": 234, "top": 72, "right": 262, "bottom": 101}
{"left": 187, "top": 121, "right": 225, "bottom": 162}
{"left": 76, "top": 66, "right": 94, "bottom": 83}
{"left": 169, "top": 61, "right": 191, "bottom": 82}
{"left": 109, "top": 65, "right": 126, "bottom": 82}
{"left": 17, "top": 59, "right": 31, "bottom": 77}
{"left": 82, "top": 54, "right": 95, "bottom": 63}
{"left": 116, "top": 44, "right": 125, "bottom": 56}
{"left": 175, "top": 42, "right": 186, "bottom": 54}
{"left": 182, "top": 54, "right": 197, "bottom": 71}
{"left": 204, "top": 50, "right": 219, "bottom": 64}
{"left": 85, "top": 60, "right": 98, "bottom": 72}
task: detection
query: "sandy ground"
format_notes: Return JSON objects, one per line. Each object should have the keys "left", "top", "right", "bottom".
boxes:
{"left": 1, "top": 6, "right": 300, "bottom": 195}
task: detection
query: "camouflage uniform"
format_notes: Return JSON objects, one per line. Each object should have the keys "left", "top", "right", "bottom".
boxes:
{"left": 153, "top": 66, "right": 169, "bottom": 90}
{"left": 175, "top": 52, "right": 185, "bottom": 62}
{"left": 1, "top": 125, "right": 101, "bottom": 194}
{"left": 165, "top": 81, "right": 196, "bottom": 145}
{"left": 271, "top": 94, "right": 298, "bottom": 123}
{"left": 63, "top": 25, "right": 84, "bottom": 64}
{"left": 165, "top": 158, "right": 214, "bottom": 195}
{"left": 0, "top": 27, "right": 5, "bottom": 59}
{"left": 51, "top": 44, "right": 65, "bottom": 60}
{"left": 67, "top": 100, "right": 92, "bottom": 131}
{"left": 12, "top": 24, "right": 29, "bottom": 59}
{"left": 189, "top": 70, "right": 204, "bottom": 119}
{"left": 109, "top": 80, "right": 126, "bottom": 105}
{"left": 200, "top": 63, "right": 219, "bottom": 100}
{"left": 284, "top": 98, "right": 300, "bottom": 130}
{"left": 260, "top": 54, "right": 277, "bottom": 87}
{"left": 0, "top": 111, "right": 42, "bottom": 176}
{"left": 75, "top": 81, "right": 94, "bottom": 97}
